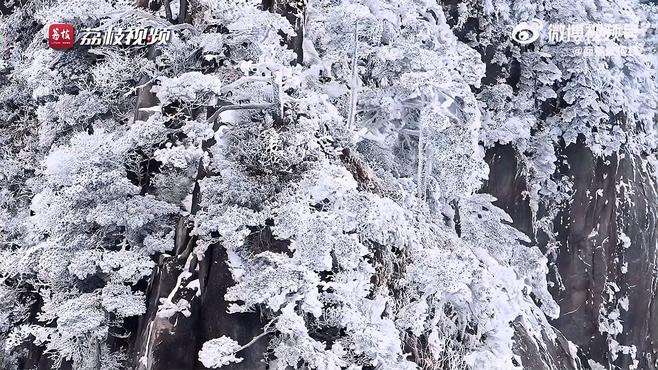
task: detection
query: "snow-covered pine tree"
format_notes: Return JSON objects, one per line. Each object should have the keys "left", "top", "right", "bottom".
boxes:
{"left": 0, "top": 0, "right": 656, "bottom": 369}
{"left": 448, "top": 0, "right": 658, "bottom": 367}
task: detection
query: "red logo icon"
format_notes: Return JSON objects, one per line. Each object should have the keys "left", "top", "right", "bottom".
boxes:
{"left": 48, "top": 24, "right": 75, "bottom": 50}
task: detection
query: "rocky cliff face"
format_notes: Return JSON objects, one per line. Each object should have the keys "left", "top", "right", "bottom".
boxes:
{"left": 130, "top": 225, "right": 271, "bottom": 370}
{"left": 551, "top": 144, "right": 658, "bottom": 369}
{"left": 486, "top": 141, "right": 658, "bottom": 369}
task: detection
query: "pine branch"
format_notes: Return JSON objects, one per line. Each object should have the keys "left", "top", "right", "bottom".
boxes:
{"left": 206, "top": 103, "right": 275, "bottom": 127}
{"left": 347, "top": 22, "right": 359, "bottom": 129}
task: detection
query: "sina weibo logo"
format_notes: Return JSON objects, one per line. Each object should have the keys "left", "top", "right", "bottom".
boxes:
{"left": 48, "top": 23, "right": 75, "bottom": 50}
{"left": 511, "top": 19, "right": 544, "bottom": 45}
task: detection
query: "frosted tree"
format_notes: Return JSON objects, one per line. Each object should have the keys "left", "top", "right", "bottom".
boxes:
{"left": 0, "top": 0, "right": 656, "bottom": 369}
{"left": 160, "top": 0, "right": 563, "bottom": 368}
{"left": 453, "top": 0, "right": 658, "bottom": 367}
{"left": 1, "top": 0, "right": 179, "bottom": 367}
